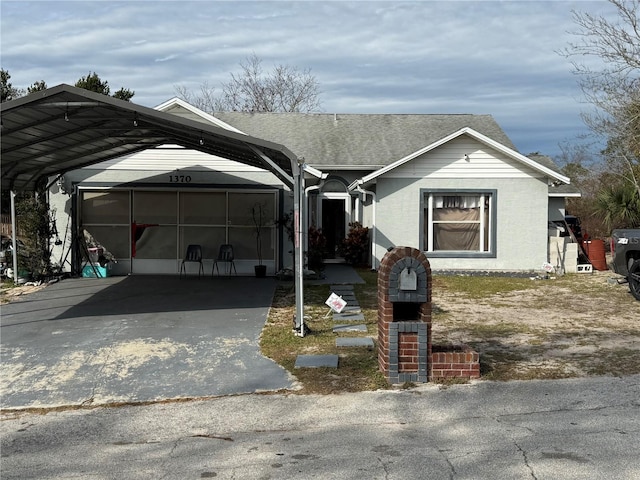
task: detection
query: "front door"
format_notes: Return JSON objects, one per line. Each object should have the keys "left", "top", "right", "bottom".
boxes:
{"left": 320, "top": 196, "right": 349, "bottom": 260}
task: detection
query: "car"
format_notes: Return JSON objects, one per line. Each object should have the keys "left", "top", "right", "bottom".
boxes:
{"left": 610, "top": 229, "right": 640, "bottom": 301}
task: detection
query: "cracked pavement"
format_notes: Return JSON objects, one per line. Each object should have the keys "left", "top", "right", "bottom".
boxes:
{"left": 2, "top": 375, "right": 638, "bottom": 479}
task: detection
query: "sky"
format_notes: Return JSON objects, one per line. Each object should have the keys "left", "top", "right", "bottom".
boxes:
{"left": 0, "top": 0, "right": 621, "bottom": 159}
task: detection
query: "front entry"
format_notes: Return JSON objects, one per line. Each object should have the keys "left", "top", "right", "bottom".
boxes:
{"left": 319, "top": 195, "right": 350, "bottom": 260}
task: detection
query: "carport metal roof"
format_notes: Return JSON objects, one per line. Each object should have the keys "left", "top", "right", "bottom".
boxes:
{"left": 1, "top": 84, "right": 297, "bottom": 191}
{"left": 1, "top": 84, "right": 308, "bottom": 336}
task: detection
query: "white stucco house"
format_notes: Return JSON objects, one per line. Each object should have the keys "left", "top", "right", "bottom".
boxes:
{"left": 47, "top": 96, "right": 579, "bottom": 276}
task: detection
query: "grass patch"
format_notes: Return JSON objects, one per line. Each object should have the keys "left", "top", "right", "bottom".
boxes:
{"left": 261, "top": 274, "right": 387, "bottom": 394}
{"left": 433, "top": 275, "right": 538, "bottom": 298}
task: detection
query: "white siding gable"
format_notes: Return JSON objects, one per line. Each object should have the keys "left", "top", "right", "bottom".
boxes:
{"left": 387, "top": 136, "right": 544, "bottom": 179}
{"left": 83, "top": 145, "right": 268, "bottom": 173}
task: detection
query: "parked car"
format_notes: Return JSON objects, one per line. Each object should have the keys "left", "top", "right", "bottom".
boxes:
{"left": 610, "top": 229, "right": 640, "bottom": 301}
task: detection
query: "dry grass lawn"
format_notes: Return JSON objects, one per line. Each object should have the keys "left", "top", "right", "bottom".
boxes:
{"left": 263, "top": 268, "right": 640, "bottom": 393}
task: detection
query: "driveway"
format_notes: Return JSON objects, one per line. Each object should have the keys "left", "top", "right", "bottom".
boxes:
{"left": 0, "top": 275, "right": 296, "bottom": 409}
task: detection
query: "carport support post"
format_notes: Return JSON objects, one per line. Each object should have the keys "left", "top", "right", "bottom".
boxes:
{"left": 10, "top": 190, "right": 18, "bottom": 283}
{"left": 292, "top": 158, "right": 305, "bottom": 336}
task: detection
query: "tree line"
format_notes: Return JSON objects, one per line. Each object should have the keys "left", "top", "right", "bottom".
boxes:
{"left": 559, "top": 0, "right": 639, "bottom": 233}
{"left": 1, "top": 70, "right": 135, "bottom": 102}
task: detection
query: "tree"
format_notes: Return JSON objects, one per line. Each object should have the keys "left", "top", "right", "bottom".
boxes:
{"left": 27, "top": 80, "right": 47, "bottom": 94}
{"left": 112, "top": 87, "right": 135, "bottom": 102}
{"left": 560, "top": 0, "right": 640, "bottom": 227}
{"left": 1, "top": 68, "right": 24, "bottom": 102}
{"left": 175, "top": 54, "right": 321, "bottom": 113}
{"left": 75, "top": 72, "right": 135, "bottom": 101}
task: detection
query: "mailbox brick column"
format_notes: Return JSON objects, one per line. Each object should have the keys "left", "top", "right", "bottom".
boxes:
{"left": 378, "top": 246, "right": 432, "bottom": 384}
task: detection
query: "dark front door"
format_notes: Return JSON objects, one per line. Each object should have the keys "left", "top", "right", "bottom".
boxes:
{"left": 321, "top": 198, "right": 346, "bottom": 259}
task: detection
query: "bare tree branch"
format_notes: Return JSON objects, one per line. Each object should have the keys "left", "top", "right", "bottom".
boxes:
{"left": 176, "top": 54, "right": 321, "bottom": 113}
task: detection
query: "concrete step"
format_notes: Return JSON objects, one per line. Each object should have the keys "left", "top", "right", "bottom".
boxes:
{"left": 294, "top": 354, "right": 339, "bottom": 369}
{"left": 336, "top": 337, "right": 374, "bottom": 349}
{"left": 330, "top": 285, "right": 354, "bottom": 292}
{"left": 333, "top": 312, "right": 365, "bottom": 322}
{"left": 333, "top": 324, "right": 368, "bottom": 333}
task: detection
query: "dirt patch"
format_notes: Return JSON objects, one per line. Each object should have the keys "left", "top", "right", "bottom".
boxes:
{"left": 431, "top": 271, "right": 640, "bottom": 380}
{"left": 0, "top": 283, "right": 47, "bottom": 304}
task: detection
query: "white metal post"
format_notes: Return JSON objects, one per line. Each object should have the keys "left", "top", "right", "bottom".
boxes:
{"left": 292, "top": 158, "right": 305, "bottom": 336}
{"left": 10, "top": 190, "right": 18, "bottom": 283}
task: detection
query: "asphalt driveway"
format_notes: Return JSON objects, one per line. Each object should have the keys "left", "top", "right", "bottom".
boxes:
{"left": 1, "top": 275, "right": 295, "bottom": 409}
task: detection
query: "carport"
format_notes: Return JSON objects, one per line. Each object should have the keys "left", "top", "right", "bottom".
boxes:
{"left": 1, "top": 84, "right": 307, "bottom": 333}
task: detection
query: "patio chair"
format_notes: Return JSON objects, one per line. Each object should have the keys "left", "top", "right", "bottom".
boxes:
{"left": 179, "top": 244, "right": 204, "bottom": 277}
{"left": 213, "top": 244, "right": 237, "bottom": 276}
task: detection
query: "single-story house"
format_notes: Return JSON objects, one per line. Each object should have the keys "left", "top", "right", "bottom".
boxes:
{"left": 45, "top": 96, "right": 579, "bottom": 276}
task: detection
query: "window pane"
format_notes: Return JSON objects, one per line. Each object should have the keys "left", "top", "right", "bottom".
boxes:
{"left": 134, "top": 192, "right": 177, "bottom": 224}
{"left": 180, "top": 192, "right": 226, "bottom": 225}
{"left": 228, "top": 193, "right": 275, "bottom": 227}
{"left": 434, "top": 223, "right": 480, "bottom": 250}
{"left": 83, "top": 226, "right": 129, "bottom": 259}
{"left": 424, "top": 192, "right": 491, "bottom": 253}
{"left": 180, "top": 226, "right": 226, "bottom": 259}
{"left": 135, "top": 225, "right": 177, "bottom": 259}
{"left": 229, "top": 226, "right": 275, "bottom": 260}
{"left": 82, "top": 191, "right": 129, "bottom": 224}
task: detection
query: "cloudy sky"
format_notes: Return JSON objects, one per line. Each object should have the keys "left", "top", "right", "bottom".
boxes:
{"left": 1, "top": 0, "right": 619, "bottom": 158}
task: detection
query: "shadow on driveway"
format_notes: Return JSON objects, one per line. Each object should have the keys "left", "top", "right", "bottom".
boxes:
{"left": 1, "top": 275, "right": 297, "bottom": 409}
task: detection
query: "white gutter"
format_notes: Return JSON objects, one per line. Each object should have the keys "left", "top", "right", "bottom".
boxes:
{"left": 355, "top": 182, "right": 377, "bottom": 270}
{"left": 304, "top": 182, "right": 325, "bottom": 256}
{"left": 302, "top": 165, "right": 327, "bottom": 269}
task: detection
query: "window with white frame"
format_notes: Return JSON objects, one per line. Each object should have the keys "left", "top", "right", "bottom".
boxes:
{"left": 422, "top": 190, "right": 495, "bottom": 255}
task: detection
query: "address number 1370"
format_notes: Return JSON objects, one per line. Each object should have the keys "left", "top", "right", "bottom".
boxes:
{"left": 169, "top": 175, "right": 192, "bottom": 183}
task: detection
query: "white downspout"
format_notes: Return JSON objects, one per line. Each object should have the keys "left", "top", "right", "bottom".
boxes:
{"left": 304, "top": 181, "right": 325, "bottom": 258}
{"left": 355, "top": 183, "right": 377, "bottom": 270}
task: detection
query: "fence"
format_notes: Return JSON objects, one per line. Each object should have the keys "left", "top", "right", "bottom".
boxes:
{"left": 0, "top": 214, "right": 23, "bottom": 238}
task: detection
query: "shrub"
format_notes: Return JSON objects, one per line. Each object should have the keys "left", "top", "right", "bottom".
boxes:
{"left": 340, "top": 222, "right": 369, "bottom": 266}
{"left": 307, "top": 225, "right": 326, "bottom": 271}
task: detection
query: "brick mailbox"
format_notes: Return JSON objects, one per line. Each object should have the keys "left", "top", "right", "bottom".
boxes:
{"left": 377, "top": 246, "right": 480, "bottom": 383}
{"left": 377, "top": 246, "right": 432, "bottom": 384}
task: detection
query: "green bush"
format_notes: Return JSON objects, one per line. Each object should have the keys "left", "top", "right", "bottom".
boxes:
{"left": 15, "top": 195, "right": 53, "bottom": 279}
{"left": 340, "top": 222, "right": 369, "bottom": 266}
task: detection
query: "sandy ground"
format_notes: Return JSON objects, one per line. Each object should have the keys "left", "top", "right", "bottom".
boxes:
{"left": 0, "top": 283, "right": 48, "bottom": 304}
{"left": 431, "top": 270, "right": 640, "bottom": 379}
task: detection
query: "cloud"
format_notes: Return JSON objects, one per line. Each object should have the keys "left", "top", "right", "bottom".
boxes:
{"left": 1, "top": 0, "right": 619, "bottom": 157}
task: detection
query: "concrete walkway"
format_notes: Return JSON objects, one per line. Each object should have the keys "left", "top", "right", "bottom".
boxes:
{"left": 1, "top": 275, "right": 296, "bottom": 409}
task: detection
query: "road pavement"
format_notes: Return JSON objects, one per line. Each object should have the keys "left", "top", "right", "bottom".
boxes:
{"left": 2, "top": 374, "right": 638, "bottom": 479}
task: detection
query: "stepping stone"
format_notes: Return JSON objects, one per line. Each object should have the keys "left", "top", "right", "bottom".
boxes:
{"left": 338, "top": 295, "right": 357, "bottom": 302}
{"left": 330, "top": 285, "right": 354, "bottom": 292}
{"left": 294, "top": 355, "right": 339, "bottom": 369}
{"left": 333, "top": 324, "right": 368, "bottom": 333}
{"left": 341, "top": 306, "right": 362, "bottom": 314}
{"left": 333, "top": 312, "right": 365, "bottom": 322}
{"left": 336, "top": 337, "right": 374, "bottom": 348}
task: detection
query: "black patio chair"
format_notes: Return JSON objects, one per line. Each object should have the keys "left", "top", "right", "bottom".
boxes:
{"left": 179, "top": 244, "right": 204, "bottom": 277}
{"left": 212, "top": 244, "right": 237, "bottom": 276}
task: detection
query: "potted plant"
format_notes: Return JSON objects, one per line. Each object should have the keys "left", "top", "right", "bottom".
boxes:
{"left": 252, "top": 202, "right": 267, "bottom": 277}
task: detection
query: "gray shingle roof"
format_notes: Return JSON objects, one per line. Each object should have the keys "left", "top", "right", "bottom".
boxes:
{"left": 213, "top": 112, "right": 517, "bottom": 168}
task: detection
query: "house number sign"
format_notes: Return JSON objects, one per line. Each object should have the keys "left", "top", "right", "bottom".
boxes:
{"left": 168, "top": 174, "right": 192, "bottom": 183}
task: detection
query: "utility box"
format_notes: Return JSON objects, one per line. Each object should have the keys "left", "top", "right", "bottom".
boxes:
{"left": 377, "top": 246, "right": 432, "bottom": 384}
